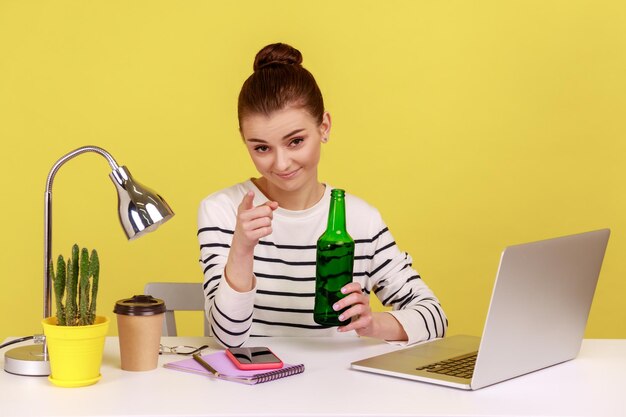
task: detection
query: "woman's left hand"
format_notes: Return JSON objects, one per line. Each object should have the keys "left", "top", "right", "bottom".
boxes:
{"left": 334, "top": 282, "right": 377, "bottom": 337}
{"left": 334, "top": 282, "right": 409, "bottom": 342}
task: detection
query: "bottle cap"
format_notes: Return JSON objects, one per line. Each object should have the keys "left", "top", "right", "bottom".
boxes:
{"left": 113, "top": 295, "right": 166, "bottom": 316}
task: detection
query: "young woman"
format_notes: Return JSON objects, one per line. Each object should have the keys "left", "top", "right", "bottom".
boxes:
{"left": 198, "top": 43, "right": 447, "bottom": 348}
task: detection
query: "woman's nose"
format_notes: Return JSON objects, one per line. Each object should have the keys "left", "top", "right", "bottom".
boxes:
{"left": 274, "top": 149, "right": 291, "bottom": 171}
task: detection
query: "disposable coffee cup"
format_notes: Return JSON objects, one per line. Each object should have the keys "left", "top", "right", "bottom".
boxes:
{"left": 114, "top": 295, "right": 166, "bottom": 371}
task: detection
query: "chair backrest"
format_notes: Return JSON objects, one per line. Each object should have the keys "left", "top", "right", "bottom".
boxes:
{"left": 144, "top": 282, "right": 210, "bottom": 336}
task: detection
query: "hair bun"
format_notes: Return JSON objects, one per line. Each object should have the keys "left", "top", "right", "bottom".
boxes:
{"left": 253, "top": 43, "right": 303, "bottom": 71}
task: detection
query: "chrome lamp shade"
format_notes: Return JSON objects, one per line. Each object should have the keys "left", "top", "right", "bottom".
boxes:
{"left": 3, "top": 146, "right": 173, "bottom": 377}
{"left": 110, "top": 166, "right": 174, "bottom": 240}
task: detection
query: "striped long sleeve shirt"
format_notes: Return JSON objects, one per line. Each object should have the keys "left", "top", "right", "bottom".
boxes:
{"left": 197, "top": 180, "right": 447, "bottom": 348}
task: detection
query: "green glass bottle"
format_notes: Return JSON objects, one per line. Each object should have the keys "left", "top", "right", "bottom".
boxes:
{"left": 314, "top": 189, "right": 355, "bottom": 326}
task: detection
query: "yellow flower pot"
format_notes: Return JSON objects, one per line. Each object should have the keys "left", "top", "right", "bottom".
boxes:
{"left": 42, "top": 316, "right": 110, "bottom": 388}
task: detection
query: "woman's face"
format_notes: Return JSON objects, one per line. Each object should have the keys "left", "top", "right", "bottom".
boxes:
{"left": 240, "top": 106, "right": 330, "bottom": 195}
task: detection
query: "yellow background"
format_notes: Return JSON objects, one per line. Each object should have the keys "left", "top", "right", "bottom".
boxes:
{"left": 1, "top": 1, "right": 624, "bottom": 340}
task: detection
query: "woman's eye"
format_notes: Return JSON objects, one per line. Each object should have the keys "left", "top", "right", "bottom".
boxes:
{"left": 289, "top": 138, "right": 304, "bottom": 147}
{"left": 254, "top": 145, "right": 270, "bottom": 153}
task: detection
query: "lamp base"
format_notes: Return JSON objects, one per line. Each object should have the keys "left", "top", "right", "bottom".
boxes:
{"left": 4, "top": 344, "right": 50, "bottom": 376}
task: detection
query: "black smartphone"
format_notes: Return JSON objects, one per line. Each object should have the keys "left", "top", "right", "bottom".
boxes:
{"left": 225, "top": 347, "right": 284, "bottom": 370}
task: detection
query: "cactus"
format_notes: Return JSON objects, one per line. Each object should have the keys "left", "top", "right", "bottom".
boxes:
{"left": 50, "top": 256, "right": 66, "bottom": 326}
{"left": 88, "top": 250, "right": 99, "bottom": 325}
{"left": 50, "top": 244, "right": 101, "bottom": 326}
{"left": 65, "top": 259, "right": 76, "bottom": 326}
{"left": 65, "top": 245, "right": 79, "bottom": 325}
{"left": 78, "top": 248, "right": 90, "bottom": 325}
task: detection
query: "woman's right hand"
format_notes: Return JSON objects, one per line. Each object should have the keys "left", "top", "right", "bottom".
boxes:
{"left": 225, "top": 191, "right": 278, "bottom": 292}
{"left": 232, "top": 191, "right": 279, "bottom": 251}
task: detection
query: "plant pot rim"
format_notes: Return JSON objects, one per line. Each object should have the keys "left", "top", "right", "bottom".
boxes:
{"left": 42, "top": 315, "right": 109, "bottom": 327}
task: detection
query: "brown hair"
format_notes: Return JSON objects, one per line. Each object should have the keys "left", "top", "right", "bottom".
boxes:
{"left": 237, "top": 43, "right": 325, "bottom": 128}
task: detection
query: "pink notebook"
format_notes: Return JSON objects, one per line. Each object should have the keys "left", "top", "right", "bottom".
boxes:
{"left": 164, "top": 351, "right": 305, "bottom": 385}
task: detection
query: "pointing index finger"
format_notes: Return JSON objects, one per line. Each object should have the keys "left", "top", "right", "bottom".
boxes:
{"left": 239, "top": 191, "right": 255, "bottom": 211}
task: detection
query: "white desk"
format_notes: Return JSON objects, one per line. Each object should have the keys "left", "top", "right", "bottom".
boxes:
{"left": 1, "top": 337, "right": 625, "bottom": 417}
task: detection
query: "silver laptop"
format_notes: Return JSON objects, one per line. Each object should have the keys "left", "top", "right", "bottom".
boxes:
{"left": 351, "top": 229, "right": 610, "bottom": 390}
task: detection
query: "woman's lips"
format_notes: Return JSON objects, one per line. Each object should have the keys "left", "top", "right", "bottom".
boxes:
{"left": 275, "top": 168, "right": 301, "bottom": 179}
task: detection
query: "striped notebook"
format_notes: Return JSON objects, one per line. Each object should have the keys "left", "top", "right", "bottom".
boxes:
{"left": 164, "top": 351, "right": 305, "bottom": 385}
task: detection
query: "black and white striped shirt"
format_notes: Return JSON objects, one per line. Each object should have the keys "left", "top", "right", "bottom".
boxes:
{"left": 197, "top": 180, "right": 447, "bottom": 348}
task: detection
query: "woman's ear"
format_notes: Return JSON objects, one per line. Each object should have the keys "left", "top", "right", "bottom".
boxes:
{"left": 320, "top": 111, "right": 331, "bottom": 143}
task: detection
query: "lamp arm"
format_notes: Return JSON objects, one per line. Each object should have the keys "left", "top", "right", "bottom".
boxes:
{"left": 45, "top": 146, "right": 120, "bottom": 194}
{"left": 44, "top": 146, "right": 121, "bottom": 319}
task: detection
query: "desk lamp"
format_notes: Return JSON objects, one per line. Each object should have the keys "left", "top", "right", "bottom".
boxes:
{"left": 3, "top": 146, "right": 174, "bottom": 376}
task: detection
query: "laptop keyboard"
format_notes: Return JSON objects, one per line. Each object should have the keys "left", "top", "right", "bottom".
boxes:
{"left": 415, "top": 352, "right": 478, "bottom": 379}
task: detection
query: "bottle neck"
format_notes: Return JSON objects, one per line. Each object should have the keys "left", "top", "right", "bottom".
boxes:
{"left": 327, "top": 191, "right": 347, "bottom": 232}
